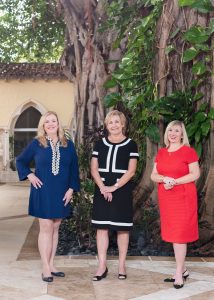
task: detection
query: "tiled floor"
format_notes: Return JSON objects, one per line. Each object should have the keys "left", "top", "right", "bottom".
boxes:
{"left": 0, "top": 183, "right": 214, "bottom": 300}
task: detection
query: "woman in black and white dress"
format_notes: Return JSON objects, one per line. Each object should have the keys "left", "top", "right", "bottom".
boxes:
{"left": 91, "top": 110, "right": 139, "bottom": 281}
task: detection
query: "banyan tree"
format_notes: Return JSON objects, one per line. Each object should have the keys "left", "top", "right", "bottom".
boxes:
{"left": 0, "top": 0, "right": 213, "bottom": 253}
{"left": 58, "top": 0, "right": 214, "bottom": 253}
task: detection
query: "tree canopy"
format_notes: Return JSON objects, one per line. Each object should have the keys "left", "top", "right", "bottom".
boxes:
{"left": 0, "top": 0, "right": 64, "bottom": 62}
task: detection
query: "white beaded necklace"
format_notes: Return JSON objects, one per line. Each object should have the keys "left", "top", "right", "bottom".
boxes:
{"left": 47, "top": 136, "right": 60, "bottom": 175}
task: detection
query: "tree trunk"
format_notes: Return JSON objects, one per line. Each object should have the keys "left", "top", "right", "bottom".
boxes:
{"left": 58, "top": 0, "right": 123, "bottom": 145}
{"left": 198, "top": 35, "right": 214, "bottom": 245}
{"left": 134, "top": 0, "right": 214, "bottom": 251}
{"left": 58, "top": 0, "right": 214, "bottom": 251}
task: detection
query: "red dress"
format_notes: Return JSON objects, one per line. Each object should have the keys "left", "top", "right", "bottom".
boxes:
{"left": 155, "top": 145, "right": 199, "bottom": 243}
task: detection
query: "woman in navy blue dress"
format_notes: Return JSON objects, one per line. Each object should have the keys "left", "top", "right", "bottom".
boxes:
{"left": 16, "top": 111, "right": 80, "bottom": 282}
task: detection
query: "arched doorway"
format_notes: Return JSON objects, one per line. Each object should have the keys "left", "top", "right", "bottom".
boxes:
{"left": 13, "top": 107, "right": 41, "bottom": 158}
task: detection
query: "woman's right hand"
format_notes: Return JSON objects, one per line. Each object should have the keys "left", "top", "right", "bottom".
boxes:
{"left": 163, "top": 183, "right": 174, "bottom": 190}
{"left": 100, "top": 190, "right": 112, "bottom": 202}
{"left": 27, "top": 173, "right": 43, "bottom": 189}
{"left": 163, "top": 176, "right": 175, "bottom": 186}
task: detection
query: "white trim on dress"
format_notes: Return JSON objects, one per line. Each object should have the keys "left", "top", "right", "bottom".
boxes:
{"left": 92, "top": 219, "right": 133, "bottom": 226}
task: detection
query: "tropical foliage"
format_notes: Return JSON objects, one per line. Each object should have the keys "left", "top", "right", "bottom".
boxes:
{"left": 104, "top": 0, "right": 214, "bottom": 157}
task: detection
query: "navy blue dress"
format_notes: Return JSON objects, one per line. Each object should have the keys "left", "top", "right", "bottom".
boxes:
{"left": 16, "top": 138, "right": 80, "bottom": 219}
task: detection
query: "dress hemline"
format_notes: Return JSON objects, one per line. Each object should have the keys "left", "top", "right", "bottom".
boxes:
{"left": 92, "top": 223, "right": 133, "bottom": 231}
{"left": 162, "top": 237, "right": 199, "bottom": 243}
{"left": 29, "top": 213, "right": 71, "bottom": 220}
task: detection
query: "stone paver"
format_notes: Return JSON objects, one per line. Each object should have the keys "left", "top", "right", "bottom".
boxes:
{"left": 0, "top": 184, "right": 214, "bottom": 300}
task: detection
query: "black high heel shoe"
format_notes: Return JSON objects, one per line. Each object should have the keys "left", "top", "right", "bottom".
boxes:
{"left": 173, "top": 280, "right": 184, "bottom": 289}
{"left": 164, "top": 269, "right": 189, "bottom": 283}
{"left": 42, "top": 273, "right": 53, "bottom": 282}
{"left": 92, "top": 268, "right": 108, "bottom": 281}
{"left": 51, "top": 271, "right": 65, "bottom": 277}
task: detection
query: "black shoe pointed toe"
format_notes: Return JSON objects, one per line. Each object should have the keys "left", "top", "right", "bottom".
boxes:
{"left": 173, "top": 282, "right": 184, "bottom": 289}
{"left": 164, "top": 277, "right": 175, "bottom": 282}
{"left": 51, "top": 271, "right": 65, "bottom": 277}
{"left": 92, "top": 268, "right": 108, "bottom": 281}
{"left": 42, "top": 274, "right": 53, "bottom": 282}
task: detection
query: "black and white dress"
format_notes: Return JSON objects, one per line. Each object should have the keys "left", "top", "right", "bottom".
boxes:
{"left": 91, "top": 137, "right": 139, "bottom": 231}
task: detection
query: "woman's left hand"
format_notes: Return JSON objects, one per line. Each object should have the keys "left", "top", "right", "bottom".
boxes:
{"left": 63, "top": 188, "right": 74, "bottom": 206}
{"left": 101, "top": 186, "right": 117, "bottom": 193}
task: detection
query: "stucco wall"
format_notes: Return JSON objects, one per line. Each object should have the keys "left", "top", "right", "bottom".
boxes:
{"left": 0, "top": 79, "right": 75, "bottom": 175}
{"left": 0, "top": 79, "right": 74, "bottom": 129}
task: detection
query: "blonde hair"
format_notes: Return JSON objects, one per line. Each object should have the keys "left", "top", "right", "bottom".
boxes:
{"left": 104, "top": 110, "right": 127, "bottom": 135}
{"left": 164, "top": 120, "right": 190, "bottom": 147}
{"left": 36, "top": 111, "right": 67, "bottom": 147}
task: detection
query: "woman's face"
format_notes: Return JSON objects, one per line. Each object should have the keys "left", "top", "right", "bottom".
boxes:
{"left": 167, "top": 125, "right": 183, "bottom": 144}
{"left": 106, "top": 115, "right": 124, "bottom": 136}
{"left": 44, "top": 114, "right": 59, "bottom": 136}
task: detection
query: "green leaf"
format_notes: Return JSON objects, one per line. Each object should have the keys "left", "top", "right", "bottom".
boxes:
{"left": 184, "top": 26, "right": 209, "bottom": 44}
{"left": 199, "top": 103, "right": 207, "bottom": 111}
{"left": 103, "top": 78, "right": 117, "bottom": 88}
{"left": 190, "top": 79, "right": 200, "bottom": 88}
{"left": 127, "top": 94, "right": 144, "bottom": 109}
{"left": 208, "top": 108, "right": 214, "bottom": 119}
{"left": 192, "top": 62, "right": 207, "bottom": 75}
{"left": 145, "top": 124, "right": 160, "bottom": 143}
{"left": 103, "top": 92, "right": 121, "bottom": 108}
{"left": 195, "top": 143, "right": 202, "bottom": 157}
{"left": 195, "top": 112, "right": 207, "bottom": 123}
{"left": 201, "top": 120, "right": 210, "bottom": 136}
{"left": 165, "top": 45, "right": 175, "bottom": 54}
{"left": 193, "top": 92, "right": 204, "bottom": 101}
{"left": 187, "top": 123, "right": 197, "bottom": 137}
{"left": 179, "top": 0, "right": 214, "bottom": 13}
{"left": 183, "top": 47, "right": 199, "bottom": 62}
{"left": 159, "top": 110, "right": 173, "bottom": 116}
{"left": 207, "top": 18, "right": 214, "bottom": 35}
{"left": 195, "top": 44, "right": 210, "bottom": 51}
{"left": 194, "top": 129, "right": 201, "bottom": 144}
{"left": 191, "top": 0, "right": 214, "bottom": 13}
{"left": 179, "top": 0, "right": 196, "bottom": 6}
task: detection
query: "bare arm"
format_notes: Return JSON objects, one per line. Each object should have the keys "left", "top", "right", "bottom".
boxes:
{"left": 151, "top": 163, "right": 175, "bottom": 190}
{"left": 91, "top": 157, "right": 105, "bottom": 189}
{"left": 102, "top": 159, "right": 137, "bottom": 193}
{"left": 150, "top": 163, "right": 175, "bottom": 184}
{"left": 91, "top": 157, "right": 112, "bottom": 202}
{"left": 151, "top": 163, "right": 165, "bottom": 183}
{"left": 175, "top": 161, "right": 200, "bottom": 185}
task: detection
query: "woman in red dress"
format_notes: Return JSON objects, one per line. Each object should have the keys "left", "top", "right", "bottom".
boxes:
{"left": 151, "top": 120, "right": 200, "bottom": 289}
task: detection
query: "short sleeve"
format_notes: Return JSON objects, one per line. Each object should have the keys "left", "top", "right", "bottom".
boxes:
{"left": 185, "top": 147, "right": 199, "bottom": 164}
{"left": 91, "top": 140, "right": 100, "bottom": 158}
{"left": 129, "top": 140, "right": 139, "bottom": 160}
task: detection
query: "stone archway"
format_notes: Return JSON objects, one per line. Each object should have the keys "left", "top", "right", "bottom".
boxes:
{"left": 8, "top": 100, "right": 47, "bottom": 170}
